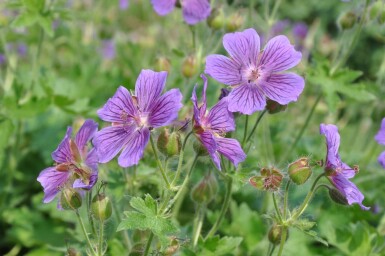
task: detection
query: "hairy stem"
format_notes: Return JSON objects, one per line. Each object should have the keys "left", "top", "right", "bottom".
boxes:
{"left": 150, "top": 135, "right": 171, "bottom": 189}
{"left": 277, "top": 226, "right": 287, "bottom": 256}
{"left": 143, "top": 233, "right": 154, "bottom": 256}
{"left": 246, "top": 110, "right": 267, "bottom": 143}
{"left": 172, "top": 131, "right": 193, "bottom": 186}
{"left": 75, "top": 210, "right": 97, "bottom": 255}
{"left": 272, "top": 193, "right": 283, "bottom": 223}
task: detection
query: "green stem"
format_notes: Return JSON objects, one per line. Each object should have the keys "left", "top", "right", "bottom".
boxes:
{"left": 268, "top": 245, "right": 276, "bottom": 256}
{"left": 205, "top": 177, "right": 233, "bottom": 239}
{"left": 143, "top": 233, "right": 154, "bottom": 256}
{"left": 75, "top": 210, "right": 97, "bottom": 255}
{"left": 283, "top": 181, "right": 291, "bottom": 220}
{"left": 277, "top": 226, "right": 287, "bottom": 256}
{"left": 272, "top": 193, "right": 283, "bottom": 223}
{"left": 241, "top": 115, "right": 249, "bottom": 146}
{"left": 193, "top": 206, "right": 205, "bottom": 248}
{"left": 293, "top": 173, "right": 325, "bottom": 220}
{"left": 87, "top": 191, "right": 97, "bottom": 236}
{"left": 171, "top": 131, "right": 193, "bottom": 186}
{"left": 150, "top": 135, "right": 171, "bottom": 189}
{"left": 270, "top": 0, "right": 283, "bottom": 22}
{"left": 246, "top": 110, "right": 267, "bottom": 143}
{"left": 98, "top": 221, "right": 104, "bottom": 256}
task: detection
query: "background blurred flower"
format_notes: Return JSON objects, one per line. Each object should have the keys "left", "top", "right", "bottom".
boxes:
{"left": 375, "top": 118, "right": 385, "bottom": 169}
{"left": 101, "top": 39, "right": 116, "bottom": 60}
{"left": 119, "top": 0, "right": 129, "bottom": 10}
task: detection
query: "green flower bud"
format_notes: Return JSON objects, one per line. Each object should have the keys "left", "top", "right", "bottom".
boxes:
{"left": 60, "top": 188, "right": 82, "bottom": 210}
{"left": 67, "top": 248, "right": 81, "bottom": 256}
{"left": 91, "top": 193, "right": 112, "bottom": 221}
{"left": 337, "top": 11, "right": 357, "bottom": 30}
{"left": 288, "top": 157, "right": 312, "bottom": 185}
{"left": 157, "top": 129, "right": 182, "bottom": 157}
{"left": 207, "top": 8, "right": 225, "bottom": 30}
{"left": 164, "top": 237, "right": 180, "bottom": 256}
{"left": 268, "top": 224, "right": 289, "bottom": 245}
{"left": 181, "top": 55, "right": 198, "bottom": 78}
{"left": 191, "top": 173, "right": 218, "bottom": 204}
{"left": 369, "top": 1, "right": 384, "bottom": 20}
{"left": 266, "top": 99, "right": 287, "bottom": 114}
{"left": 328, "top": 187, "right": 349, "bottom": 205}
{"left": 193, "top": 139, "right": 208, "bottom": 156}
{"left": 155, "top": 57, "right": 171, "bottom": 73}
{"left": 225, "top": 13, "right": 243, "bottom": 32}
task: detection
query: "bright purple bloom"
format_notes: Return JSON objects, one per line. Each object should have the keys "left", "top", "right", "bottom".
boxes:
{"left": 375, "top": 118, "right": 385, "bottom": 169}
{"left": 119, "top": 0, "right": 129, "bottom": 10}
{"left": 37, "top": 119, "right": 99, "bottom": 204}
{"left": 192, "top": 74, "right": 246, "bottom": 170}
{"left": 94, "top": 69, "right": 183, "bottom": 167}
{"left": 320, "top": 124, "right": 369, "bottom": 210}
{"left": 205, "top": 28, "right": 304, "bottom": 115}
{"left": 151, "top": 0, "right": 211, "bottom": 25}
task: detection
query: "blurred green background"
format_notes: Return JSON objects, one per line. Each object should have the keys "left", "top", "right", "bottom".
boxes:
{"left": 0, "top": 0, "right": 385, "bottom": 255}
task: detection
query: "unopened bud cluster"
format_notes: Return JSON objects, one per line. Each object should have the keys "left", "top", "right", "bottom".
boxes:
{"left": 249, "top": 167, "right": 283, "bottom": 191}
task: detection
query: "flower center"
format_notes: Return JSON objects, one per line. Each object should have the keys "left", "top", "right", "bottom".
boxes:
{"left": 243, "top": 66, "right": 263, "bottom": 84}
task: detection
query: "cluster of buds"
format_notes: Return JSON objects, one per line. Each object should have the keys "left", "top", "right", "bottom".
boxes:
{"left": 207, "top": 8, "right": 243, "bottom": 32}
{"left": 249, "top": 168, "right": 283, "bottom": 191}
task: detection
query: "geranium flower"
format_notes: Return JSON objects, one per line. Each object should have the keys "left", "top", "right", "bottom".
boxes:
{"left": 151, "top": 0, "right": 211, "bottom": 25}
{"left": 94, "top": 69, "right": 183, "bottom": 167}
{"left": 37, "top": 119, "right": 99, "bottom": 204}
{"left": 192, "top": 74, "right": 246, "bottom": 170}
{"left": 375, "top": 118, "right": 385, "bottom": 169}
{"left": 320, "top": 124, "right": 369, "bottom": 210}
{"left": 205, "top": 28, "right": 304, "bottom": 115}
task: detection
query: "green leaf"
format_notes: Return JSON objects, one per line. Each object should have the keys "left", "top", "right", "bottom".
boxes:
{"left": 197, "top": 236, "right": 243, "bottom": 255}
{"left": 37, "top": 15, "right": 54, "bottom": 37}
{"left": 172, "top": 48, "right": 185, "bottom": 57}
{"left": 294, "top": 218, "right": 316, "bottom": 231}
{"left": 299, "top": 229, "right": 329, "bottom": 247}
{"left": 12, "top": 12, "right": 39, "bottom": 27}
{"left": 22, "top": 0, "right": 45, "bottom": 11}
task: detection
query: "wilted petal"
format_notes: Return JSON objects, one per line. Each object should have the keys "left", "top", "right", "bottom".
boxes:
{"left": 97, "top": 86, "right": 138, "bottom": 123}
{"left": 320, "top": 124, "right": 341, "bottom": 168}
{"left": 73, "top": 171, "right": 98, "bottom": 190}
{"left": 216, "top": 137, "right": 246, "bottom": 167}
{"left": 37, "top": 167, "right": 70, "bottom": 203}
{"left": 151, "top": 0, "right": 176, "bottom": 15}
{"left": 118, "top": 128, "right": 150, "bottom": 167}
{"left": 148, "top": 88, "right": 183, "bottom": 128}
{"left": 205, "top": 55, "right": 242, "bottom": 86}
{"left": 223, "top": 28, "right": 260, "bottom": 66}
{"left": 375, "top": 118, "right": 385, "bottom": 145}
{"left": 378, "top": 151, "right": 385, "bottom": 169}
{"left": 93, "top": 125, "right": 134, "bottom": 163}
{"left": 182, "top": 0, "right": 211, "bottom": 25}
{"left": 52, "top": 127, "right": 73, "bottom": 163}
{"left": 135, "top": 69, "right": 167, "bottom": 112}
{"left": 227, "top": 84, "right": 266, "bottom": 115}
{"left": 261, "top": 73, "right": 304, "bottom": 105}
{"left": 75, "top": 119, "right": 98, "bottom": 151}
{"left": 331, "top": 174, "right": 370, "bottom": 210}
{"left": 207, "top": 98, "right": 235, "bottom": 133}
{"left": 259, "top": 35, "right": 302, "bottom": 72}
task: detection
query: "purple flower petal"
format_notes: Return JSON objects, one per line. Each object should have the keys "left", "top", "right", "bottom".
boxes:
{"left": 93, "top": 125, "right": 134, "bottom": 163}
{"left": 118, "top": 128, "right": 150, "bottom": 167}
{"left": 261, "top": 73, "right": 305, "bottom": 105}
{"left": 223, "top": 28, "right": 260, "bottom": 67}
{"left": 330, "top": 174, "right": 370, "bottom": 210}
{"left": 51, "top": 127, "right": 73, "bottom": 163}
{"left": 191, "top": 75, "right": 209, "bottom": 125}
{"left": 378, "top": 151, "right": 385, "bottom": 169}
{"left": 182, "top": 0, "right": 211, "bottom": 25}
{"left": 151, "top": 0, "right": 176, "bottom": 16}
{"left": 207, "top": 98, "right": 235, "bottom": 133}
{"left": 375, "top": 118, "right": 385, "bottom": 145}
{"left": 75, "top": 119, "right": 98, "bottom": 152}
{"left": 204, "top": 54, "right": 242, "bottom": 86}
{"left": 135, "top": 69, "right": 167, "bottom": 112}
{"left": 86, "top": 148, "right": 99, "bottom": 172}
{"left": 216, "top": 137, "right": 246, "bottom": 168}
{"left": 37, "top": 167, "right": 70, "bottom": 203}
{"left": 320, "top": 124, "right": 341, "bottom": 168}
{"left": 97, "top": 86, "right": 138, "bottom": 123}
{"left": 73, "top": 171, "right": 98, "bottom": 190}
{"left": 227, "top": 84, "right": 266, "bottom": 115}
{"left": 199, "top": 131, "right": 220, "bottom": 169}
{"left": 259, "top": 35, "right": 302, "bottom": 72}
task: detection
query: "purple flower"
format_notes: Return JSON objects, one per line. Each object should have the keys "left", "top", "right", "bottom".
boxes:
{"left": 101, "top": 40, "right": 115, "bottom": 60}
{"left": 0, "top": 54, "right": 5, "bottom": 65}
{"left": 375, "top": 118, "right": 385, "bottom": 169}
{"left": 94, "top": 69, "right": 183, "bottom": 167}
{"left": 37, "top": 119, "right": 99, "bottom": 204}
{"left": 320, "top": 124, "right": 369, "bottom": 210}
{"left": 192, "top": 74, "right": 246, "bottom": 170}
{"left": 205, "top": 28, "right": 304, "bottom": 115}
{"left": 119, "top": 0, "right": 129, "bottom": 10}
{"left": 151, "top": 0, "right": 211, "bottom": 25}
{"left": 292, "top": 22, "right": 308, "bottom": 41}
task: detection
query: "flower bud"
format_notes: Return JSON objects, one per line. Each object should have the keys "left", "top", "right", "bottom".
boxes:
{"left": 67, "top": 248, "right": 81, "bottom": 256}
{"left": 181, "top": 55, "right": 198, "bottom": 78}
{"left": 249, "top": 175, "right": 265, "bottom": 190}
{"left": 268, "top": 224, "right": 288, "bottom": 245}
{"left": 225, "top": 13, "right": 243, "bottom": 32}
{"left": 157, "top": 129, "right": 182, "bottom": 157}
{"left": 191, "top": 173, "right": 218, "bottom": 204}
{"left": 337, "top": 11, "right": 357, "bottom": 30}
{"left": 60, "top": 188, "right": 82, "bottom": 210}
{"left": 369, "top": 1, "right": 384, "bottom": 20}
{"left": 155, "top": 57, "right": 171, "bottom": 73}
{"left": 164, "top": 237, "right": 180, "bottom": 256}
{"left": 193, "top": 139, "right": 208, "bottom": 156}
{"left": 288, "top": 157, "right": 312, "bottom": 185}
{"left": 266, "top": 99, "right": 287, "bottom": 114}
{"left": 91, "top": 193, "right": 112, "bottom": 221}
{"left": 207, "top": 8, "right": 225, "bottom": 30}
{"left": 328, "top": 187, "right": 349, "bottom": 205}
